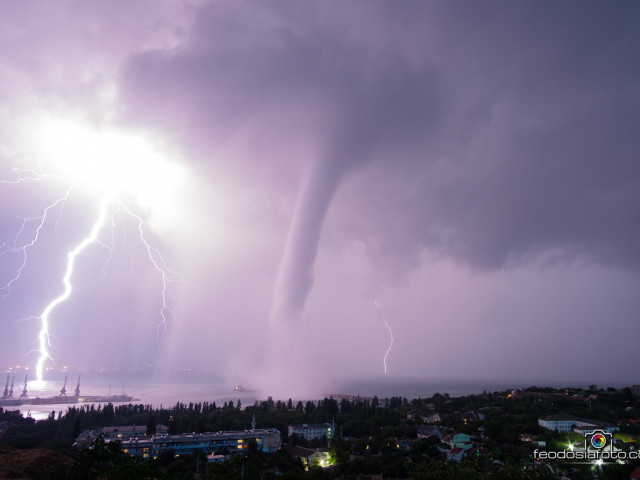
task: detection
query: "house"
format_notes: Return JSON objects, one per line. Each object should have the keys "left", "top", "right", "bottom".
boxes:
{"left": 406, "top": 410, "right": 421, "bottom": 420}
{"left": 441, "top": 434, "right": 455, "bottom": 447}
{"left": 407, "top": 410, "right": 441, "bottom": 423}
{"left": 206, "top": 454, "right": 226, "bottom": 463}
{"left": 423, "top": 412, "right": 441, "bottom": 423}
{"left": 452, "top": 433, "right": 473, "bottom": 451}
{"left": 447, "top": 447, "right": 465, "bottom": 462}
{"left": 73, "top": 429, "right": 101, "bottom": 448}
{"left": 447, "top": 411, "right": 484, "bottom": 423}
{"left": 417, "top": 425, "right": 442, "bottom": 439}
{"left": 286, "top": 445, "right": 331, "bottom": 468}
{"left": 398, "top": 439, "right": 412, "bottom": 451}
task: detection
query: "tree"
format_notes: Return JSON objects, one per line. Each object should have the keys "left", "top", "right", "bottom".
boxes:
{"left": 146, "top": 412, "right": 157, "bottom": 435}
{"left": 72, "top": 416, "right": 81, "bottom": 441}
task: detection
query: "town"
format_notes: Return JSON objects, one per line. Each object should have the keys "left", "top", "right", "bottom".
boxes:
{"left": 2, "top": 385, "right": 640, "bottom": 479}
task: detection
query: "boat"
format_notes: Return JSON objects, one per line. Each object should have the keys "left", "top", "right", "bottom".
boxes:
{"left": 234, "top": 384, "right": 257, "bottom": 393}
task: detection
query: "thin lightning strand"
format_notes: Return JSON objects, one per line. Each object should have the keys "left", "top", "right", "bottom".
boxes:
{"left": 382, "top": 318, "right": 393, "bottom": 375}
{"left": 120, "top": 203, "right": 184, "bottom": 340}
{"left": 97, "top": 209, "right": 120, "bottom": 283}
{"left": 35, "top": 197, "right": 111, "bottom": 382}
{"left": 374, "top": 300, "right": 394, "bottom": 375}
{"left": 0, "top": 170, "right": 72, "bottom": 299}
{"left": 0, "top": 194, "right": 69, "bottom": 298}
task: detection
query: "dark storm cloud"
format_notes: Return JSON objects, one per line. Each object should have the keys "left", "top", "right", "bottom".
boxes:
{"left": 120, "top": 1, "right": 640, "bottom": 276}
{"left": 327, "top": 1, "right": 640, "bottom": 273}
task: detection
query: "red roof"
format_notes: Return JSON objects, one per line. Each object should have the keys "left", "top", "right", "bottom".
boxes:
{"left": 630, "top": 466, "right": 640, "bottom": 479}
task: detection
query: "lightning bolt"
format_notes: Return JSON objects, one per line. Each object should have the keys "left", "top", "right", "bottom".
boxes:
{"left": 2, "top": 163, "right": 185, "bottom": 383}
{"left": 382, "top": 318, "right": 393, "bottom": 375}
{"left": 374, "top": 299, "right": 394, "bottom": 375}
{"left": 35, "top": 197, "right": 111, "bottom": 381}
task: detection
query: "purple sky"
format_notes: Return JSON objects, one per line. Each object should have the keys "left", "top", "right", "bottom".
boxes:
{"left": 1, "top": 1, "right": 639, "bottom": 396}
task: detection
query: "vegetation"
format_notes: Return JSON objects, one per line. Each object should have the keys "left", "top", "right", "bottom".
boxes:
{"left": 1, "top": 386, "right": 639, "bottom": 478}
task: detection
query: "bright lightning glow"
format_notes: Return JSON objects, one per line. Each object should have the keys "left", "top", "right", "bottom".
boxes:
{"left": 26, "top": 114, "right": 186, "bottom": 229}
{"left": 374, "top": 299, "right": 394, "bottom": 375}
{"left": 2, "top": 114, "right": 188, "bottom": 382}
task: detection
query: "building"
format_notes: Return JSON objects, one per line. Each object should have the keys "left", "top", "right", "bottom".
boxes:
{"left": 102, "top": 425, "right": 168, "bottom": 441}
{"left": 206, "top": 454, "right": 226, "bottom": 463}
{"left": 288, "top": 422, "right": 334, "bottom": 442}
{"left": 407, "top": 410, "right": 441, "bottom": 423}
{"left": 538, "top": 415, "right": 618, "bottom": 433}
{"left": 73, "top": 424, "right": 169, "bottom": 448}
{"left": 447, "top": 447, "right": 465, "bottom": 462}
{"left": 287, "top": 446, "right": 332, "bottom": 468}
{"left": 417, "top": 425, "right": 442, "bottom": 439}
{"left": 118, "top": 428, "right": 281, "bottom": 459}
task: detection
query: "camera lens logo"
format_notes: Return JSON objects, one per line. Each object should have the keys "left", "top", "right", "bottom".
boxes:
{"left": 590, "top": 433, "right": 607, "bottom": 449}
{"left": 584, "top": 430, "right": 612, "bottom": 451}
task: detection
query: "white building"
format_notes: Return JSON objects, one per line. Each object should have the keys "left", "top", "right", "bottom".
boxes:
{"left": 288, "top": 422, "right": 334, "bottom": 442}
{"left": 538, "top": 415, "right": 618, "bottom": 433}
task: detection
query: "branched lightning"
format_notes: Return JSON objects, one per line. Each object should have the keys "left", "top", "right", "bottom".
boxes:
{"left": 374, "top": 299, "right": 394, "bottom": 375}
{"left": 1, "top": 149, "right": 186, "bottom": 382}
{"left": 1, "top": 168, "right": 72, "bottom": 299}
{"left": 120, "top": 203, "right": 185, "bottom": 340}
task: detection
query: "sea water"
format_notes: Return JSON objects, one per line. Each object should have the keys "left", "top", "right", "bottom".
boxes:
{"left": 4, "top": 371, "right": 620, "bottom": 421}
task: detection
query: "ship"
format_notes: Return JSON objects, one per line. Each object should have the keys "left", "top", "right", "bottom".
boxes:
{"left": 234, "top": 384, "right": 257, "bottom": 393}
{"left": 0, "top": 374, "right": 136, "bottom": 407}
